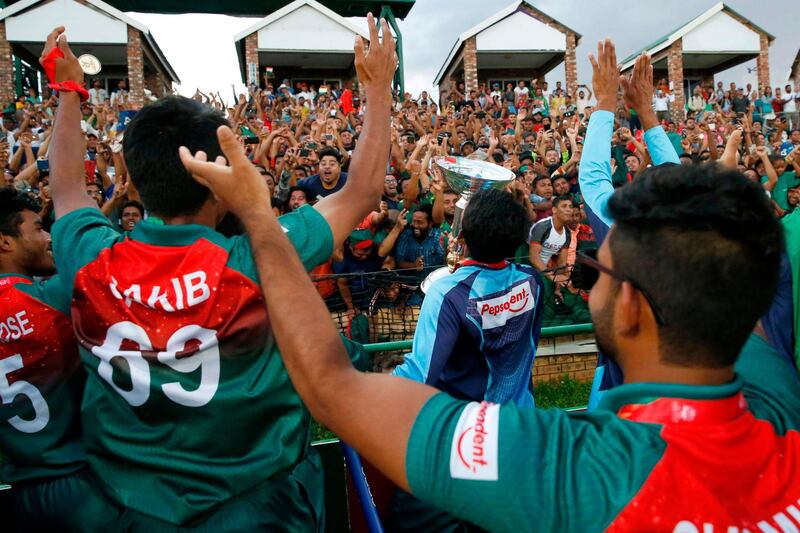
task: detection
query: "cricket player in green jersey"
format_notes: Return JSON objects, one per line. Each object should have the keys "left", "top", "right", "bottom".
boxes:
{"left": 182, "top": 61, "right": 800, "bottom": 530}
{"left": 0, "top": 189, "right": 116, "bottom": 530}
{"left": 41, "top": 18, "right": 395, "bottom": 529}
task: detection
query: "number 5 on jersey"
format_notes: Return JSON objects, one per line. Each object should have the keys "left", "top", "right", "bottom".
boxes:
{"left": 93, "top": 321, "right": 220, "bottom": 407}
{"left": 0, "top": 354, "right": 50, "bottom": 433}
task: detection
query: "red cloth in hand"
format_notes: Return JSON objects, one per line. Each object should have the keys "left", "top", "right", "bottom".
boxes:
{"left": 41, "top": 46, "right": 64, "bottom": 83}
{"left": 42, "top": 46, "right": 89, "bottom": 101}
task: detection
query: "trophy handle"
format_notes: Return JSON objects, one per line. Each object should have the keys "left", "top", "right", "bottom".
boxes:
{"left": 450, "top": 195, "right": 469, "bottom": 239}
{"left": 447, "top": 195, "right": 469, "bottom": 272}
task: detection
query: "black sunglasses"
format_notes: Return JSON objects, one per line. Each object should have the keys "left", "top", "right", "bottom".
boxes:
{"left": 573, "top": 250, "right": 666, "bottom": 326}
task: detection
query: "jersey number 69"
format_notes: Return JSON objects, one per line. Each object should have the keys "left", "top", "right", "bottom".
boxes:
{"left": 92, "top": 321, "right": 220, "bottom": 408}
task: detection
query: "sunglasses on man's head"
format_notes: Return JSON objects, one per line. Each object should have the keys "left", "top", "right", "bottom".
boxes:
{"left": 573, "top": 250, "right": 666, "bottom": 326}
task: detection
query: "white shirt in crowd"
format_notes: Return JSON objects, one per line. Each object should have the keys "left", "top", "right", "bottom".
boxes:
{"left": 110, "top": 89, "right": 128, "bottom": 108}
{"left": 784, "top": 92, "right": 797, "bottom": 113}
{"left": 653, "top": 93, "right": 675, "bottom": 112}
{"left": 88, "top": 87, "right": 108, "bottom": 106}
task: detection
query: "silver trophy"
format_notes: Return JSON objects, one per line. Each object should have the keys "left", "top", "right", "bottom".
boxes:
{"left": 421, "top": 156, "right": 514, "bottom": 293}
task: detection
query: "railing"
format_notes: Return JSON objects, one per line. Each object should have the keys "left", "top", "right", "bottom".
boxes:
{"left": 314, "top": 261, "right": 592, "bottom": 346}
{"left": 362, "top": 322, "right": 594, "bottom": 353}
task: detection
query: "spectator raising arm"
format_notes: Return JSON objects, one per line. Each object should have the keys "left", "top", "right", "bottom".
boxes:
{"left": 758, "top": 147, "right": 779, "bottom": 193}
{"left": 312, "top": 15, "right": 397, "bottom": 249}
{"left": 720, "top": 128, "right": 743, "bottom": 169}
{"left": 619, "top": 53, "right": 679, "bottom": 165}
{"left": 578, "top": 39, "right": 620, "bottom": 228}
{"left": 39, "top": 27, "right": 97, "bottom": 218}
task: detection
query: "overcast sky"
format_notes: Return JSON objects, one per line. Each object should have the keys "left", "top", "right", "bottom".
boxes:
{"left": 129, "top": 0, "right": 798, "bottom": 105}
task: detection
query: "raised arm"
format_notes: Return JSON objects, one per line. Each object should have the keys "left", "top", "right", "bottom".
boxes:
{"left": 620, "top": 53, "right": 679, "bottom": 166}
{"left": 313, "top": 16, "right": 396, "bottom": 249}
{"left": 180, "top": 123, "right": 435, "bottom": 493}
{"left": 578, "top": 39, "right": 620, "bottom": 229}
{"left": 39, "top": 27, "right": 96, "bottom": 218}
{"left": 758, "top": 148, "right": 779, "bottom": 193}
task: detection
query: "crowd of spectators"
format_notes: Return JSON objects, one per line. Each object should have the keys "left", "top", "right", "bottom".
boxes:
{"left": 4, "top": 73, "right": 799, "bottom": 347}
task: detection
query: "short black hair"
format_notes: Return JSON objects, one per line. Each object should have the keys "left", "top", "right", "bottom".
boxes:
{"left": 123, "top": 96, "right": 228, "bottom": 218}
{"left": 318, "top": 147, "right": 342, "bottom": 163}
{"left": 415, "top": 203, "right": 433, "bottom": 223}
{"left": 606, "top": 163, "right": 783, "bottom": 368}
{"left": 0, "top": 187, "right": 38, "bottom": 237}
{"left": 462, "top": 189, "right": 528, "bottom": 263}
{"left": 120, "top": 200, "right": 144, "bottom": 217}
{"left": 552, "top": 195, "right": 572, "bottom": 208}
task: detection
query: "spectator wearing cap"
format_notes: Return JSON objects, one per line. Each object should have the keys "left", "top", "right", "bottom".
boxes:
{"left": 297, "top": 147, "right": 348, "bottom": 200}
{"left": 460, "top": 140, "right": 475, "bottom": 156}
{"left": 334, "top": 228, "right": 384, "bottom": 318}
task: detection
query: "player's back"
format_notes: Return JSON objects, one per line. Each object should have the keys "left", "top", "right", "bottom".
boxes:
{"left": 52, "top": 206, "right": 333, "bottom": 525}
{"left": 0, "top": 274, "right": 85, "bottom": 483}
{"left": 401, "top": 261, "right": 544, "bottom": 407}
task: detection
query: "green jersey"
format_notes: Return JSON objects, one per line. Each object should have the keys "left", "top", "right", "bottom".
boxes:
{"left": 51, "top": 205, "right": 333, "bottom": 525}
{"left": 0, "top": 273, "right": 85, "bottom": 483}
{"left": 405, "top": 334, "right": 800, "bottom": 532}
{"left": 762, "top": 171, "right": 799, "bottom": 210}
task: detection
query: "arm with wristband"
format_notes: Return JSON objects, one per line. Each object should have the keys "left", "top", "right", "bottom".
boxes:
{"left": 39, "top": 27, "right": 96, "bottom": 219}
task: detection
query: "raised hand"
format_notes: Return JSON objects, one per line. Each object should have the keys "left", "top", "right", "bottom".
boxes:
{"left": 719, "top": 128, "right": 743, "bottom": 169}
{"left": 620, "top": 53, "right": 654, "bottom": 116}
{"left": 353, "top": 13, "right": 397, "bottom": 97}
{"left": 566, "top": 127, "right": 578, "bottom": 141}
{"left": 396, "top": 209, "right": 409, "bottom": 229}
{"left": 39, "top": 27, "right": 83, "bottom": 84}
{"left": 588, "top": 38, "right": 619, "bottom": 112}
{"left": 179, "top": 126, "right": 271, "bottom": 219}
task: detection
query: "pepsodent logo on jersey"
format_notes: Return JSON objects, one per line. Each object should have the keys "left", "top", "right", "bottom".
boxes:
{"left": 449, "top": 401, "right": 499, "bottom": 481}
{"left": 476, "top": 281, "right": 534, "bottom": 329}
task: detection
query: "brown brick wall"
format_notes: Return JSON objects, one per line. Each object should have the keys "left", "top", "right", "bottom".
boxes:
{"left": 757, "top": 33, "right": 770, "bottom": 92}
{"left": 144, "top": 71, "right": 170, "bottom": 98}
{"left": 0, "top": 22, "right": 15, "bottom": 107}
{"left": 564, "top": 32, "right": 578, "bottom": 96}
{"left": 533, "top": 352, "right": 597, "bottom": 384}
{"left": 127, "top": 26, "right": 144, "bottom": 108}
{"left": 531, "top": 334, "right": 597, "bottom": 384}
{"left": 667, "top": 39, "right": 685, "bottom": 123}
{"left": 463, "top": 36, "right": 478, "bottom": 96}
{"left": 245, "top": 32, "right": 259, "bottom": 86}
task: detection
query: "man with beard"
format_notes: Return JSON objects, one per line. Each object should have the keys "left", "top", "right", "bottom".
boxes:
{"left": 380, "top": 204, "right": 444, "bottom": 280}
{"left": 298, "top": 147, "right": 348, "bottom": 201}
{"left": 582, "top": 46, "right": 797, "bottom": 411}
{"left": 0, "top": 188, "right": 112, "bottom": 529}
{"left": 432, "top": 187, "right": 458, "bottom": 236}
{"left": 184, "top": 91, "right": 800, "bottom": 530}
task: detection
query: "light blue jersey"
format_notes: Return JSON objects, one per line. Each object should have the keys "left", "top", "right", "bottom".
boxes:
{"left": 394, "top": 261, "right": 544, "bottom": 407}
